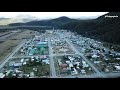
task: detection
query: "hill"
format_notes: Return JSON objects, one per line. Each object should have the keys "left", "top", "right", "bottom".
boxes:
{"left": 60, "top": 12, "right": 120, "bottom": 44}
{"left": 9, "top": 16, "right": 79, "bottom": 27}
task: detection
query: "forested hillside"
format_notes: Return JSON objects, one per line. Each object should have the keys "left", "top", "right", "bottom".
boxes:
{"left": 60, "top": 12, "right": 120, "bottom": 44}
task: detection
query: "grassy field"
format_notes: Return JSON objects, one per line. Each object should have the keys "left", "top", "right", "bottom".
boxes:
{"left": 0, "top": 30, "right": 35, "bottom": 62}
{"left": 0, "top": 40, "right": 21, "bottom": 61}
{"left": 9, "top": 30, "right": 35, "bottom": 40}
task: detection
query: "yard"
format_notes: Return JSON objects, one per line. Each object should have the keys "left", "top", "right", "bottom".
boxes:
{"left": 3, "top": 57, "right": 50, "bottom": 78}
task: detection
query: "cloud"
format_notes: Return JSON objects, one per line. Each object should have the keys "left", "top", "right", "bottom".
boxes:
{"left": 0, "top": 12, "right": 108, "bottom": 19}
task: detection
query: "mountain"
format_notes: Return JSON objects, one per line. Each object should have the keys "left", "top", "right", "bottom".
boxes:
{"left": 60, "top": 12, "right": 120, "bottom": 44}
{"left": 9, "top": 16, "right": 78, "bottom": 27}
{"left": 7, "top": 12, "right": 120, "bottom": 44}
{"left": 0, "top": 15, "right": 39, "bottom": 25}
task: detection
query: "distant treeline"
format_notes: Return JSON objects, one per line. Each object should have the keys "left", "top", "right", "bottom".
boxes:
{"left": 59, "top": 12, "right": 120, "bottom": 44}
{"left": 0, "top": 26, "right": 54, "bottom": 31}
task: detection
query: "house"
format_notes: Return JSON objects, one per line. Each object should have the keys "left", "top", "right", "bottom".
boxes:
{"left": 104, "top": 68, "right": 109, "bottom": 72}
{"left": 73, "top": 62, "right": 80, "bottom": 66}
{"left": 31, "top": 59, "right": 35, "bottom": 61}
{"left": 40, "top": 55, "right": 47, "bottom": 59}
{"left": 94, "top": 61, "right": 102, "bottom": 64}
{"left": 60, "top": 64, "right": 67, "bottom": 69}
{"left": 21, "top": 59, "right": 24, "bottom": 63}
{"left": 69, "top": 63, "right": 73, "bottom": 68}
{"left": 82, "top": 61, "right": 89, "bottom": 67}
{"left": 42, "top": 59, "right": 49, "bottom": 64}
{"left": 0, "top": 73, "right": 5, "bottom": 78}
{"left": 9, "top": 62, "right": 15, "bottom": 67}
{"left": 66, "top": 61, "right": 70, "bottom": 64}
{"left": 5, "top": 70, "right": 12, "bottom": 76}
{"left": 81, "top": 48, "right": 86, "bottom": 53}
{"left": 23, "top": 74, "right": 30, "bottom": 78}
{"left": 30, "top": 72, "right": 35, "bottom": 78}
{"left": 71, "top": 68, "right": 78, "bottom": 75}
{"left": 18, "top": 74, "right": 23, "bottom": 78}
{"left": 58, "top": 59, "right": 62, "bottom": 65}
{"left": 38, "top": 42, "right": 47, "bottom": 45}
{"left": 15, "top": 69, "right": 21, "bottom": 73}
{"left": 116, "top": 58, "right": 120, "bottom": 60}
{"left": 23, "top": 62, "right": 27, "bottom": 65}
{"left": 81, "top": 69, "right": 86, "bottom": 74}
{"left": 24, "top": 59, "right": 29, "bottom": 62}
{"left": 29, "top": 49, "right": 36, "bottom": 55}
{"left": 114, "top": 65, "right": 120, "bottom": 70}
{"left": 68, "top": 56, "right": 75, "bottom": 61}
{"left": 92, "top": 54, "right": 99, "bottom": 58}
{"left": 13, "top": 63, "right": 22, "bottom": 68}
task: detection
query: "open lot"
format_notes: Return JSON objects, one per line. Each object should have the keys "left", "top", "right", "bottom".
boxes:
{"left": 9, "top": 30, "right": 35, "bottom": 40}
{"left": 0, "top": 40, "right": 21, "bottom": 61}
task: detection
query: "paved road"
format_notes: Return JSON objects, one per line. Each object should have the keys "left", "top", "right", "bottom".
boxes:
{"left": 48, "top": 37, "right": 57, "bottom": 78}
{"left": 61, "top": 73, "right": 103, "bottom": 78}
{"left": 0, "top": 32, "right": 17, "bottom": 41}
{"left": 0, "top": 40, "right": 26, "bottom": 69}
{"left": 0, "top": 26, "right": 50, "bottom": 29}
{"left": 11, "top": 53, "right": 76, "bottom": 59}
{"left": 65, "top": 38, "right": 106, "bottom": 78}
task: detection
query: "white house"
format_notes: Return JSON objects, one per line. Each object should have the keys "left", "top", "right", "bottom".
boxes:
{"left": 30, "top": 72, "right": 35, "bottom": 78}
{"left": 14, "top": 63, "right": 22, "bottom": 67}
{"left": 23, "top": 62, "right": 27, "bottom": 65}
{"left": 66, "top": 61, "right": 70, "bottom": 64}
{"left": 82, "top": 61, "right": 89, "bottom": 67}
{"left": 42, "top": 59, "right": 49, "bottom": 64}
{"left": 114, "top": 65, "right": 120, "bottom": 70}
{"left": 69, "top": 63, "right": 73, "bottom": 67}
{"left": 68, "top": 56, "right": 75, "bottom": 61}
{"left": 21, "top": 59, "right": 24, "bottom": 63}
{"left": 0, "top": 73, "right": 5, "bottom": 78}
{"left": 92, "top": 54, "right": 99, "bottom": 58}
{"left": 81, "top": 69, "right": 86, "bottom": 74}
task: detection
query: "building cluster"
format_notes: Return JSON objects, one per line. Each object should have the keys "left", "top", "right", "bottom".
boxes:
{"left": 0, "top": 55, "right": 50, "bottom": 78}
{"left": 55, "top": 55, "right": 93, "bottom": 76}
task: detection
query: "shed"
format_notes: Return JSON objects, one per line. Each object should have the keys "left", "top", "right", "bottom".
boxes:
{"left": 60, "top": 64, "right": 67, "bottom": 68}
{"left": 38, "top": 42, "right": 47, "bottom": 45}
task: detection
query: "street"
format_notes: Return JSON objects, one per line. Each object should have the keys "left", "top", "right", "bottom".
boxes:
{"left": 48, "top": 37, "right": 57, "bottom": 78}
{"left": 65, "top": 38, "right": 106, "bottom": 78}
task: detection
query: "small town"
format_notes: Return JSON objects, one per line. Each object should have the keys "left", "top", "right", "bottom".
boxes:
{"left": 0, "top": 29, "right": 120, "bottom": 78}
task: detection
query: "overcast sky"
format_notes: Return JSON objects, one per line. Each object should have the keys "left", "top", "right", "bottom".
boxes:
{"left": 0, "top": 12, "right": 108, "bottom": 19}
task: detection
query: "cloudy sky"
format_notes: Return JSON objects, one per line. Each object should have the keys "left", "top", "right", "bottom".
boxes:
{"left": 0, "top": 12, "right": 108, "bottom": 19}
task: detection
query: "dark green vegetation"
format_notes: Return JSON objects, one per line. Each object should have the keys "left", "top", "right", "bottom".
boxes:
{"left": 8, "top": 12, "right": 120, "bottom": 44}
{"left": 60, "top": 12, "right": 120, "bottom": 44}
